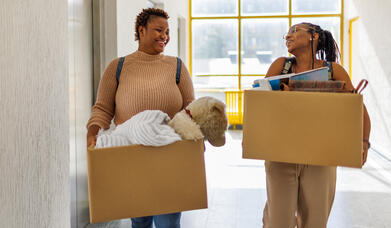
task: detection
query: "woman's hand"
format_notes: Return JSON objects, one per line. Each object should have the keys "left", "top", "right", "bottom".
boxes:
{"left": 87, "top": 134, "right": 97, "bottom": 148}
{"left": 362, "top": 142, "right": 369, "bottom": 165}
{"left": 87, "top": 125, "right": 100, "bottom": 148}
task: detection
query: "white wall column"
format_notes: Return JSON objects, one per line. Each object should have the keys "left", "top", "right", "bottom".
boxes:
{"left": 0, "top": 1, "right": 69, "bottom": 227}
{"left": 344, "top": 0, "right": 391, "bottom": 156}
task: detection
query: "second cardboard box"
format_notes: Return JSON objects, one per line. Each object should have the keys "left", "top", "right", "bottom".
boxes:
{"left": 242, "top": 90, "right": 363, "bottom": 168}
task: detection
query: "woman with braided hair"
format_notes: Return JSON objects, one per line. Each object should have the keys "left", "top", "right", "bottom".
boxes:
{"left": 86, "top": 8, "right": 195, "bottom": 228}
{"left": 262, "top": 23, "right": 371, "bottom": 228}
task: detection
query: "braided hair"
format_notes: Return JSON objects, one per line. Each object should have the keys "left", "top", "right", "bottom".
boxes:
{"left": 134, "top": 8, "right": 169, "bottom": 41}
{"left": 298, "top": 23, "right": 341, "bottom": 68}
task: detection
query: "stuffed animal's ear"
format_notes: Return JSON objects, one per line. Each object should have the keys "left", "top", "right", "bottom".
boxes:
{"left": 209, "top": 99, "right": 225, "bottom": 114}
{"left": 208, "top": 135, "right": 226, "bottom": 147}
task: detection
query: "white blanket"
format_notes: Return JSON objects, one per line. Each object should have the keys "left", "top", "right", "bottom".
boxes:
{"left": 95, "top": 110, "right": 181, "bottom": 148}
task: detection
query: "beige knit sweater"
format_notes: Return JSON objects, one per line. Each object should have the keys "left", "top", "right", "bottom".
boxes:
{"left": 87, "top": 50, "right": 195, "bottom": 130}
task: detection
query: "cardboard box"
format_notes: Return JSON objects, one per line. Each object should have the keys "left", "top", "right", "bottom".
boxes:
{"left": 242, "top": 90, "right": 363, "bottom": 168}
{"left": 87, "top": 140, "right": 207, "bottom": 223}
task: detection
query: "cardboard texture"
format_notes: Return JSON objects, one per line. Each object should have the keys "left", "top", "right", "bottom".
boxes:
{"left": 87, "top": 140, "right": 207, "bottom": 223}
{"left": 242, "top": 90, "right": 363, "bottom": 168}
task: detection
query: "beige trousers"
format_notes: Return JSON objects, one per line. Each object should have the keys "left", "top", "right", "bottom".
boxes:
{"left": 262, "top": 161, "right": 337, "bottom": 228}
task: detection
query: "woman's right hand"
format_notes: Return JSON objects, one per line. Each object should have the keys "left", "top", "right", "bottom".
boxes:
{"left": 87, "top": 134, "right": 97, "bottom": 148}
{"left": 87, "top": 125, "right": 100, "bottom": 148}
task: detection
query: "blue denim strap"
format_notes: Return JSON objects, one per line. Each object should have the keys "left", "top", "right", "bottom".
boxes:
{"left": 324, "top": 61, "right": 333, "bottom": 80}
{"left": 176, "top": 57, "right": 181, "bottom": 84}
{"left": 282, "top": 57, "right": 295, "bottom": 74}
{"left": 116, "top": 57, "right": 125, "bottom": 88}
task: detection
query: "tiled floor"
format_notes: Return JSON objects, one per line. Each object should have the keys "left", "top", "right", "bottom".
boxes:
{"left": 181, "top": 130, "right": 391, "bottom": 228}
{"left": 89, "top": 130, "right": 391, "bottom": 228}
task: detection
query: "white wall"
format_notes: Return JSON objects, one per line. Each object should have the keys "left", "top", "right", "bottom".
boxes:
{"left": 102, "top": 0, "right": 118, "bottom": 72}
{"left": 69, "top": 0, "right": 94, "bottom": 227}
{"left": 344, "top": 0, "right": 391, "bottom": 156}
{"left": 0, "top": 1, "right": 69, "bottom": 227}
{"left": 117, "top": 0, "right": 190, "bottom": 65}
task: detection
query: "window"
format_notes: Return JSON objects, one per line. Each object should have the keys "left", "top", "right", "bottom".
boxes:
{"left": 190, "top": 0, "right": 343, "bottom": 92}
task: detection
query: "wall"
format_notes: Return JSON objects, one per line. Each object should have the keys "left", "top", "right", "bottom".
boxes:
{"left": 0, "top": 1, "right": 69, "bottom": 227}
{"left": 344, "top": 0, "right": 391, "bottom": 157}
{"left": 69, "top": 0, "right": 94, "bottom": 227}
{"left": 117, "top": 0, "right": 190, "bottom": 65}
{"left": 93, "top": 0, "right": 118, "bottom": 101}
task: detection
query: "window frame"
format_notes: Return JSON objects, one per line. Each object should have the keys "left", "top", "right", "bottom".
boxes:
{"left": 189, "top": 0, "right": 344, "bottom": 91}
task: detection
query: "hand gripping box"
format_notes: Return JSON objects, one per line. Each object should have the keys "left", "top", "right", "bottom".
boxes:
{"left": 87, "top": 139, "right": 207, "bottom": 223}
{"left": 242, "top": 90, "right": 363, "bottom": 168}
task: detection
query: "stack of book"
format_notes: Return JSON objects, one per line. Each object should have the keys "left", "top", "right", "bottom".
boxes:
{"left": 287, "top": 80, "right": 346, "bottom": 92}
{"left": 252, "top": 67, "right": 345, "bottom": 92}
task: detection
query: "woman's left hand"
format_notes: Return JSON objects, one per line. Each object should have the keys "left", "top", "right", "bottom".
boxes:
{"left": 362, "top": 144, "right": 369, "bottom": 165}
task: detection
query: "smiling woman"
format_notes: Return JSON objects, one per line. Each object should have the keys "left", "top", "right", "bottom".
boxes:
{"left": 86, "top": 8, "right": 195, "bottom": 228}
{"left": 262, "top": 22, "right": 371, "bottom": 228}
{"left": 135, "top": 8, "right": 170, "bottom": 55}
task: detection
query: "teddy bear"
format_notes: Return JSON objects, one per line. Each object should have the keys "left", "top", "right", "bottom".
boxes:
{"left": 168, "top": 96, "right": 228, "bottom": 147}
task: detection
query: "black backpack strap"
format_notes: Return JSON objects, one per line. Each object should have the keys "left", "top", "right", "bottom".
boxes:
{"left": 176, "top": 57, "right": 181, "bottom": 84}
{"left": 324, "top": 61, "right": 334, "bottom": 80}
{"left": 281, "top": 57, "right": 295, "bottom": 74}
{"left": 116, "top": 57, "right": 125, "bottom": 88}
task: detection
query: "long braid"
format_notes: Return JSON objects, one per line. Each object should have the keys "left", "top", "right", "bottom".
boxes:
{"left": 322, "top": 30, "right": 340, "bottom": 62}
{"left": 300, "top": 23, "right": 340, "bottom": 63}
